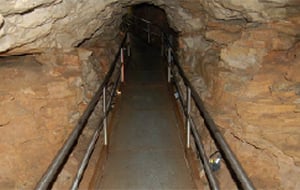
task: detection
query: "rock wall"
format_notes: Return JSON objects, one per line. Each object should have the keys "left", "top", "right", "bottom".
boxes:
{"left": 0, "top": 54, "right": 83, "bottom": 189}
{"left": 0, "top": 40, "right": 118, "bottom": 189}
{"left": 178, "top": 6, "right": 300, "bottom": 189}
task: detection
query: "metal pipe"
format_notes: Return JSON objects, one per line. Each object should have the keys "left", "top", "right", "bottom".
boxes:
{"left": 172, "top": 74, "right": 219, "bottom": 189}
{"left": 168, "top": 65, "right": 171, "bottom": 83}
{"left": 70, "top": 121, "right": 104, "bottom": 190}
{"left": 106, "top": 72, "right": 121, "bottom": 112}
{"left": 121, "top": 47, "right": 124, "bottom": 63}
{"left": 103, "top": 87, "right": 108, "bottom": 145}
{"left": 147, "top": 23, "right": 151, "bottom": 43}
{"left": 70, "top": 71, "right": 122, "bottom": 190}
{"left": 161, "top": 32, "right": 164, "bottom": 56}
{"left": 124, "top": 14, "right": 254, "bottom": 190}
{"left": 171, "top": 76, "right": 186, "bottom": 109}
{"left": 126, "top": 33, "right": 131, "bottom": 57}
{"left": 172, "top": 56, "right": 255, "bottom": 190}
{"left": 189, "top": 117, "right": 220, "bottom": 190}
{"left": 35, "top": 32, "right": 129, "bottom": 190}
{"left": 127, "top": 44, "right": 131, "bottom": 57}
{"left": 35, "top": 85, "right": 104, "bottom": 190}
{"left": 186, "top": 87, "right": 191, "bottom": 148}
{"left": 121, "top": 48, "right": 125, "bottom": 83}
{"left": 167, "top": 47, "right": 172, "bottom": 83}
{"left": 168, "top": 47, "right": 172, "bottom": 64}
{"left": 121, "top": 63, "right": 125, "bottom": 83}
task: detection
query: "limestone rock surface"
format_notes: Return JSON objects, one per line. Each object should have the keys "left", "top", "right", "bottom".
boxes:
{"left": 199, "top": 0, "right": 300, "bottom": 21}
{"left": 0, "top": 40, "right": 118, "bottom": 189}
{"left": 0, "top": 0, "right": 299, "bottom": 55}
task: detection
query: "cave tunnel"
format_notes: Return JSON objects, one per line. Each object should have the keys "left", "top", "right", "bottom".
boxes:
{"left": 0, "top": 1, "right": 300, "bottom": 190}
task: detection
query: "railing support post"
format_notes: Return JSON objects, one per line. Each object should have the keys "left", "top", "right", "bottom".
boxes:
{"left": 121, "top": 48, "right": 125, "bottom": 83}
{"left": 126, "top": 33, "right": 131, "bottom": 57}
{"left": 186, "top": 87, "right": 191, "bottom": 148}
{"left": 127, "top": 44, "right": 131, "bottom": 57}
{"left": 161, "top": 32, "right": 164, "bottom": 56}
{"left": 167, "top": 47, "right": 172, "bottom": 83}
{"left": 147, "top": 23, "right": 151, "bottom": 44}
{"left": 103, "top": 87, "right": 108, "bottom": 145}
{"left": 168, "top": 47, "right": 172, "bottom": 64}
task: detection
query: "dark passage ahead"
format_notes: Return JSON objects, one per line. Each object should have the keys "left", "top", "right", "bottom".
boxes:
{"left": 96, "top": 36, "right": 196, "bottom": 189}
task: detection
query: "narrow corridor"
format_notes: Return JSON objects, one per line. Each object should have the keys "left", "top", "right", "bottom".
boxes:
{"left": 95, "top": 36, "right": 196, "bottom": 189}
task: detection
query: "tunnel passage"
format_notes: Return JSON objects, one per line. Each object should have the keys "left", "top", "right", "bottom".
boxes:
{"left": 0, "top": 1, "right": 300, "bottom": 189}
{"left": 132, "top": 3, "right": 168, "bottom": 28}
{"left": 91, "top": 4, "right": 199, "bottom": 189}
{"left": 125, "top": 3, "right": 178, "bottom": 48}
{"left": 79, "top": 4, "right": 255, "bottom": 189}
{"left": 92, "top": 33, "right": 197, "bottom": 190}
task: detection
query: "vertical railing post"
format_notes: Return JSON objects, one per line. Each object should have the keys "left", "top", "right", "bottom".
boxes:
{"left": 167, "top": 47, "right": 172, "bottom": 83}
{"left": 127, "top": 44, "right": 131, "bottom": 57}
{"left": 161, "top": 32, "right": 164, "bottom": 56}
{"left": 147, "top": 23, "right": 151, "bottom": 44}
{"left": 126, "top": 33, "right": 131, "bottom": 57}
{"left": 103, "top": 87, "right": 108, "bottom": 145}
{"left": 186, "top": 87, "right": 191, "bottom": 148}
{"left": 121, "top": 48, "right": 125, "bottom": 83}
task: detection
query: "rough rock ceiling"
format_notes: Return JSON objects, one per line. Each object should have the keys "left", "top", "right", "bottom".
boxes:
{"left": 0, "top": 0, "right": 299, "bottom": 55}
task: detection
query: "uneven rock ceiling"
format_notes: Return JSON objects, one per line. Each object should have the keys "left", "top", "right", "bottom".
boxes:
{"left": 0, "top": 0, "right": 300, "bottom": 56}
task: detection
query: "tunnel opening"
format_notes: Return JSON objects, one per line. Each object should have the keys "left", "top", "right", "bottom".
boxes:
{"left": 126, "top": 3, "right": 178, "bottom": 49}
{"left": 131, "top": 3, "right": 168, "bottom": 27}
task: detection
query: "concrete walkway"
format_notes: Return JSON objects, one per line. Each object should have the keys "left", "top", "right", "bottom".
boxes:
{"left": 96, "top": 37, "right": 196, "bottom": 189}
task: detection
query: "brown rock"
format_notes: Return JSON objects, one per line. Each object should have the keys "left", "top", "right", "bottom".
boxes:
{"left": 271, "top": 34, "right": 295, "bottom": 51}
{"left": 63, "top": 54, "right": 80, "bottom": 67}
{"left": 47, "top": 81, "right": 74, "bottom": 99}
{"left": 205, "top": 30, "right": 240, "bottom": 44}
{"left": 237, "top": 102, "right": 296, "bottom": 115}
{"left": 268, "top": 15, "right": 300, "bottom": 37}
{"left": 221, "top": 43, "right": 265, "bottom": 69}
{"left": 0, "top": 55, "right": 85, "bottom": 189}
{"left": 223, "top": 130, "right": 281, "bottom": 189}
{"left": 206, "top": 19, "right": 245, "bottom": 33}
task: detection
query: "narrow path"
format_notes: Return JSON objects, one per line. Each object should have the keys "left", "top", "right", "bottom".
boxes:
{"left": 96, "top": 37, "right": 196, "bottom": 189}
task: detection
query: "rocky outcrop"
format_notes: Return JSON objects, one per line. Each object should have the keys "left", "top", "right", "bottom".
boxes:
{"left": 0, "top": 39, "right": 118, "bottom": 189}
{"left": 0, "top": 55, "right": 84, "bottom": 188}
{"left": 0, "top": 0, "right": 299, "bottom": 56}
{"left": 0, "top": 0, "right": 124, "bottom": 55}
{"left": 179, "top": 10, "right": 300, "bottom": 188}
{"left": 199, "top": 0, "right": 300, "bottom": 21}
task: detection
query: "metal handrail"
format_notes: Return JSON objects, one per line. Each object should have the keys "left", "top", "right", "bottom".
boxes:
{"left": 35, "top": 33, "right": 129, "bottom": 190}
{"left": 169, "top": 49, "right": 255, "bottom": 190}
{"left": 124, "top": 14, "right": 164, "bottom": 43}
{"left": 125, "top": 14, "right": 255, "bottom": 190}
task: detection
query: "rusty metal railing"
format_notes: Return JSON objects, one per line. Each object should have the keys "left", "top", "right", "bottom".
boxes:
{"left": 124, "top": 13, "right": 255, "bottom": 190}
{"left": 35, "top": 32, "right": 130, "bottom": 190}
